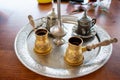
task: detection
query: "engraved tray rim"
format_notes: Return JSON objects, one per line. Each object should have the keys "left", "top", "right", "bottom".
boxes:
{"left": 14, "top": 15, "right": 112, "bottom": 79}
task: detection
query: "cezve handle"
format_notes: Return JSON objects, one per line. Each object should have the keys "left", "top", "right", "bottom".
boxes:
{"left": 28, "top": 15, "right": 36, "bottom": 31}
{"left": 86, "top": 38, "right": 118, "bottom": 51}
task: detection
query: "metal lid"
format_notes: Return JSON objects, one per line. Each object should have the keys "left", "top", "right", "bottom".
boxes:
{"left": 47, "top": 8, "right": 57, "bottom": 19}
{"left": 78, "top": 10, "right": 91, "bottom": 26}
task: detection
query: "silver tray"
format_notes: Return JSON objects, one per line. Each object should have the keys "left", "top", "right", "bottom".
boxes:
{"left": 14, "top": 15, "right": 112, "bottom": 79}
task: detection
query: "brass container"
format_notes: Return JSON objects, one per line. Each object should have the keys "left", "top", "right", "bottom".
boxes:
{"left": 64, "top": 37, "right": 117, "bottom": 66}
{"left": 64, "top": 37, "right": 86, "bottom": 66}
{"left": 34, "top": 29, "right": 52, "bottom": 55}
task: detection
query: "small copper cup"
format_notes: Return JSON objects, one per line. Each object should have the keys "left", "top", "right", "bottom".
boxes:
{"left": 34, "top": 28, "right": 52, "bottom": 55}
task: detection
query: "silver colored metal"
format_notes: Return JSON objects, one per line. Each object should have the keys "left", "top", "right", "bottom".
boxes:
{"left": 76, "top": 10, "right": 96, "bottom": 36}
{"left": 14, "top": 16, "right": 112, "bottom": 79}
{"left": 46, "top": 8, "right": 57, "bottom": 31}
{"left": 50, "top": 20, "right": 67, "bottom": 46}
{"left": 57, "top": 0, "right": 61, "bottom": 27}
{"left": 73, "top": 26, "right": 96, "bottom": 39}
{"left": 50, "top": 0, "right": 67, "bottom": 46}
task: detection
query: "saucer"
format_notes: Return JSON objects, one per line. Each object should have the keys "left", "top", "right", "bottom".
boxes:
{"left": 72, "top": 26, "right": 96, "bottom": 39}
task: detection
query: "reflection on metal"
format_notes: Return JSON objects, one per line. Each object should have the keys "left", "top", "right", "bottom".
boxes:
{"left": 46, "top": 8, "right": 57, "bottom": 31}
{"left": 76, "top": 10, "right": 96, "bottom": 36}
{"left": 15, "top": 16, "right": 113, "bottom": 78}
{"left": 50, "top": 0, "right": 67, "bottom": 46}
{"left": 34, "top": 29, "right": 52, "bottom": 55}
{"left": 65, "top": 37, "right": 117, "bottom": 66}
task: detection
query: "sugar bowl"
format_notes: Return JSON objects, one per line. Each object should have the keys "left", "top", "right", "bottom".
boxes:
{"left": 75, "top": 10, "right": 96, "bottom": 36}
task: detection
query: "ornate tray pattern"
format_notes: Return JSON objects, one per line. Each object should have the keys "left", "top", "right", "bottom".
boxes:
{"left": 14, "top": 16, "right": 112, "bottom": 78}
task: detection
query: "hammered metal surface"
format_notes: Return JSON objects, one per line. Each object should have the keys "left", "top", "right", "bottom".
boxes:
{"left": 14, "top": 16, "right": 112, "bottom": 78}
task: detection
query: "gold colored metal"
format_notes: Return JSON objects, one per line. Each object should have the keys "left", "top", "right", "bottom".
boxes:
{"left": 64, "top": 37, "right": 118, "bottom": 66}
{"left": 34, "top": 29, "right": 52, "bottom": 55}
{"left": 64, "top": 37, "right": 85, "bottom": 66}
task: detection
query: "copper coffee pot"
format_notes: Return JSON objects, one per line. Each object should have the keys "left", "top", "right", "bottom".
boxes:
{"left": 28, "top": 15, "right": 52, "bottom": 55}
{"left": 64, "top": 37, "right": 118, "bottom": 66}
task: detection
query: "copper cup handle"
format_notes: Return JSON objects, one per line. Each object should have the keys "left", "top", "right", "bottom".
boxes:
{"left": 91, "top": 19, "right": 96, "bottom": 27}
